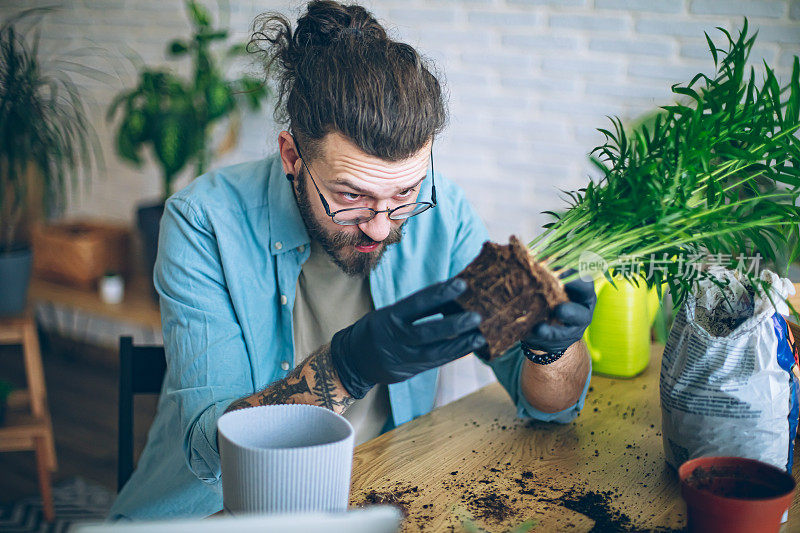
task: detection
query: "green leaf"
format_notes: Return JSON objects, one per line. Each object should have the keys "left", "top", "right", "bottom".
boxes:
{"left": 705, "top": 31, "right": 719, "bottom": 66}
{"left": 187, "top": 1, "right": 211, "bottom": 27}
{"left": 168, "top": 39, "right": 190, "bottom": 56}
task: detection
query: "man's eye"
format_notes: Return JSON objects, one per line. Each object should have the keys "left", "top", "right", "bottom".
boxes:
{"left": 396, "top": 188, "right": 414, "bottom": 198}
{"left": 341, "top": 192, "right": 362, "bottom": 201}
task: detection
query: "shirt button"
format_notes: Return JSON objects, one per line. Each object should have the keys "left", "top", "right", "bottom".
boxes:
{"left": 280, "top": 294, "right": 288, "bottom": 305}
{"left": 274, "top": 241, "right": 283, "bottom": 250}
{"left": 298, "top": 245, "right": 305, "bottom": 252}
{"left": 280, "top": 361, "right": 291, "bottom": 371}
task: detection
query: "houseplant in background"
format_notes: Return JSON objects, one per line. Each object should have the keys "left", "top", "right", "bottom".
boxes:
{"left": 0, "top": 9, "right": 99, "bottom": 315}
{"left": 107, "top": 0, "right": 269, "bottom": 296}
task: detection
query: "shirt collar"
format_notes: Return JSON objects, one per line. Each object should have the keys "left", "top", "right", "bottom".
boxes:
{"left": 267, "top": 155, "right": 311, "bottom": 255}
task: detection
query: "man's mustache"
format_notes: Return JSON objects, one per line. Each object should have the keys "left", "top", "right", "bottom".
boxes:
{"left": 330, "top": 226, "right": 403, "bottom": 248}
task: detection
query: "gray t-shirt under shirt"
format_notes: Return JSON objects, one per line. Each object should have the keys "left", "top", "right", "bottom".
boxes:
{"left": 292, "top": 240, "right": 390, "bottom": 446}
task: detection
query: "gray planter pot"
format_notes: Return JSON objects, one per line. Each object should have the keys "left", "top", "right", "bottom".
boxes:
{"left": 0, "top": 246, "right": 33, "bottom": 316}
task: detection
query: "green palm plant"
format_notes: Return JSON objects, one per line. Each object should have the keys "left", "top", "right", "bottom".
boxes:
{"left": 107, "top": 0, "right": 269, "bottom": 201}
{"left": 528, "top": 20, "right": 800, "bottom": 308}
{"left": 0, "top": 8, "right": 99, "bottom": 253}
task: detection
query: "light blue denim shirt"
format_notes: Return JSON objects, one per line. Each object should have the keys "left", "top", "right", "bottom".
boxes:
{"left": 108, "top": 153, "right": 590, "bottom": 520}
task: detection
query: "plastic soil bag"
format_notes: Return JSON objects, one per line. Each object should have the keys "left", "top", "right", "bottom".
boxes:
{"left": 660, "top": 266, "right": 800, "bottom": 472}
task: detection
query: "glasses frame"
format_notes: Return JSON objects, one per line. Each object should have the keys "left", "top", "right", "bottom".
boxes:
{"left": 293, "top": 136, "right": 437, "bottom": 226}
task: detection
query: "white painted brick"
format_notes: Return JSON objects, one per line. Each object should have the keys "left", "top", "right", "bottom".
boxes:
{"left": 779, "top": 50, "right": 798, "bottom": 67}
{"left": 689, "top": 0, "right": 786, "bottom": 18}
{"left": 426, "top": 0, "right": 496, "bottom": 5}
{"left": 636, "top": 17, "right": 724, "bottom": 38}
{"left": 586, "top": 82, "right": 672, "bottom": 102}
{"left": 542, "top": 56, "right": 625, "bottom": 76}
{"left": 549, "top": 13, "right": 629, "bottom": 32}
{"left": 387, "top": 8, "right": 458, "bottom": 25}
{"left": 501, "top": 34, "right": 580, "bottom": 50}
{"left": 595, "top": 0, "right": 684, "bottom": 13}
{"left": 467, "top": 10, "right": 540, "bottom": 26}
{"left": 460, "top": 51, "right": 536, "bottom": 69}
{"left": 492, "top": 118, "right": 572, "bottom": 139}
{"left": 418, "top": 29, "right": 494, "bottom": 49}
{"left": 540, "top": 99, "right": 625, "bottom": 118}
{"left": 588, "top": 38, "right": 673, "bottom": 57}
{"left": 507, "top": 0, "right": 587, "bottom": 6}
{"left": 457, "top": 93, "right": 536, "bottom": 111}
{"left": 573, "top": 125, "right": 608, "bottom": 147}
{"left": 499, "top": 76, "right": 580, "bottom": 93}
{"left": 443, "top": 70, "right": 493, "bottom": 87}
{"left": 628, "top": 62, "right": 703, "bottom": 83}
{"left": 753, "top": 23, "right": 800, "bottom": 44}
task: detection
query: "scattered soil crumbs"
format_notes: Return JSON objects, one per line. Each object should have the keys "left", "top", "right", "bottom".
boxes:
{"left": 467, "top": 492, "right": 514, "bottom": 522}
{"left": 357, "top": 461, "right": 686, "bottom": 532}
{"left": 358, "top": 482, "right": 420, "bottom": 518}
{"left": 542, "top": 488, "right": 633, "bottom": 532}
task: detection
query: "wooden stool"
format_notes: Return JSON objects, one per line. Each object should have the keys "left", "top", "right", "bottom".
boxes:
{"left": 0, "top": 317, "right": 57, "bottom": 521}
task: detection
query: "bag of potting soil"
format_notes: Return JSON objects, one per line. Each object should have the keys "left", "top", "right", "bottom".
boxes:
{"left": 660, "top": 266, "right": 800, "bottom": 473}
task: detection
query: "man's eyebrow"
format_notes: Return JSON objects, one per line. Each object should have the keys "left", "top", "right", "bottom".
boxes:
{"left": 333, "top": 175, "right": 426, "bottom": 195}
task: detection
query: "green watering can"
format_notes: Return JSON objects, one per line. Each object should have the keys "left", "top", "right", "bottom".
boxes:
{"left": 583, "top": 277, "right": 660, "bottom": 377}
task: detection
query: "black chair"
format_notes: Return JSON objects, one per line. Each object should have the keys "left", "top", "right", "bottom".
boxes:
{"left": 118, "top": 336, "right": 167, "bottom": 492}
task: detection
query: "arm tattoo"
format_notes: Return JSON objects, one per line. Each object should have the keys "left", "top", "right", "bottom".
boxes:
{"left": 224, "top": 344, "right": 355, "bottom": 414}
{"left": 310, "top": 346, "right": 356, "bottom": 412}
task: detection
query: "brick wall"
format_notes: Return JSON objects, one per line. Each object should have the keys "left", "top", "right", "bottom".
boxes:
{"left": 2, "top": 0, "right": 799, "bottom": 241}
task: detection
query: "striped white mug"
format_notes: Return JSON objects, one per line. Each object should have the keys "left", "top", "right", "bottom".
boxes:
{"left": 218, "top": 404, "right": 355, "bottom": 515}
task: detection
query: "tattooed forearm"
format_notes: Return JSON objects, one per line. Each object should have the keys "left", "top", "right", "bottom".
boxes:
{"left": 224, "top": 344, "right": 355, "bottom": 415}
{"left": 310, "top": 347, "right": 356, "bottom": 412}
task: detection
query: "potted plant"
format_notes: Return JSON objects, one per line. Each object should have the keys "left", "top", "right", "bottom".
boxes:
{"left": 0, "top": 9, "right": 98, "bottom": 315}
{"left": 456, "top": 20, "right": 800, "bottom": 355}
{"left": 0, "top": 380, "right": 13, "bottom": 426}
{"left": 107, "top": 1, "right": 269, "bottom": 295}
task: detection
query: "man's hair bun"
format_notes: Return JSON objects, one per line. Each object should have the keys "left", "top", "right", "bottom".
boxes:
{"left": 294, "top": 0, "right": 387, "bottom": 46}
{"left": 249, "top": 1, "right": 447, "bottom": 161}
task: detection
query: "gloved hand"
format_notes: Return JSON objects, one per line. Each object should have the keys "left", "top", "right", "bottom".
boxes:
{"left": 522, "top": 275, "right": 596, "bottom": 354}
{"left": 330, "top": 278, "right": 486, "bottom": 399}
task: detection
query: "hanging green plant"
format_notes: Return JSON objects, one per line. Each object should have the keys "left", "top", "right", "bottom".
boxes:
{"left": 457, "top": 20, "right": 800, "bottom": 356}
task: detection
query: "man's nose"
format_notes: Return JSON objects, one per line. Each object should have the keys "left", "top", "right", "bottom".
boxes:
{"left": 358, "top": 210, "right": 391, "bottom": 242}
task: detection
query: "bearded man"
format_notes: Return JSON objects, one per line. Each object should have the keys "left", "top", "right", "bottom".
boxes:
{"left": 109, "top": 0, "right": 595, "bottom": 520}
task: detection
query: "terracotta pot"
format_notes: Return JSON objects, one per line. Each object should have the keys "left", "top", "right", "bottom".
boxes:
{"left": 679, "top": 456, "right": 796, "bottom": 533}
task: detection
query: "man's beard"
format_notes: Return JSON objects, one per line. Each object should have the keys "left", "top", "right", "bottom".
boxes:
{"left": 294, "top": 169, "right": 403, "bottom": 277}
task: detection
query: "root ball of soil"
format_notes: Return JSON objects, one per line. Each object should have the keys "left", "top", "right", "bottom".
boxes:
{"left": 455, "top": 236, "right": 568, "bottom": 357}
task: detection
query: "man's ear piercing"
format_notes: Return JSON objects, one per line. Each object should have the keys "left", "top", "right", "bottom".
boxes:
{"left": 286, "top": 173, "right": 294, "bottom": 181}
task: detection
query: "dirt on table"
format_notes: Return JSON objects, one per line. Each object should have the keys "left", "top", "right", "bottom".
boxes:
{"left": 355, "top": 460, "right": 685, "bottom": 531}
{"left": 455, "top": 236, "right": 568, "bottom": 357}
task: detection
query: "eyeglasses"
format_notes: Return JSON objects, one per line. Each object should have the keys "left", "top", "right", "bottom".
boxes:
{"left": 293, "top": 137, "right": 437, "bottom": 226}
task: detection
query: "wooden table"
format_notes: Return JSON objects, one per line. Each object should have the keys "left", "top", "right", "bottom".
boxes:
{"left": 349, "top": 344, "right": 800, "bottom": 532}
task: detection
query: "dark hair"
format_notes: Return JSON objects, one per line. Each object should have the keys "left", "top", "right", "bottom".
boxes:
{"left": 248, "top": 0, "right": 447, "bottom": 161}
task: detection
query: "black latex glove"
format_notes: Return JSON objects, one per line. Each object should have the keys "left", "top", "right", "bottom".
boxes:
{"left": 330, "top": 278, "right": 486, "bottom": 399}
{"left": 522, "top": 274, "right": 596, "bottom": 354}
